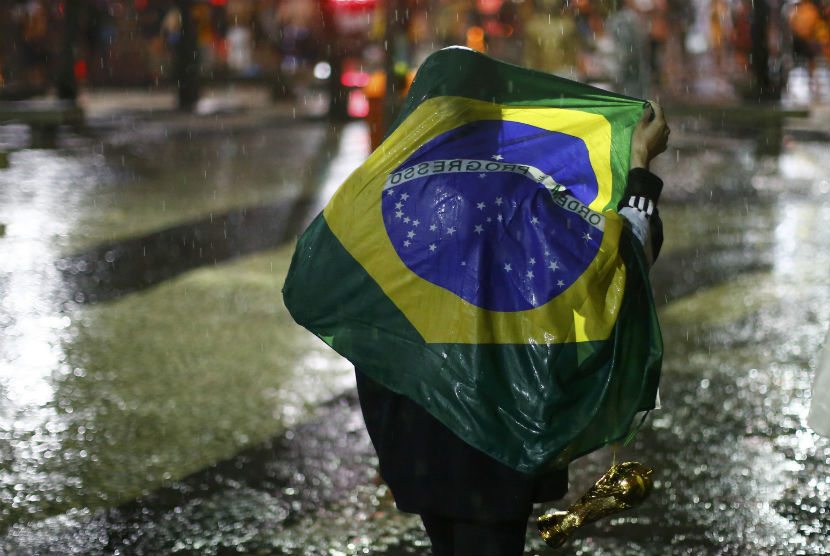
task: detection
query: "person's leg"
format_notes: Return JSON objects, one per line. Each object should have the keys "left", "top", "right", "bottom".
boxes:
{"left": 452, "top": 518, "right": 528, "bottom": 556}
{"left": 420, "top": 513, "right": 455, "bottom": 555}
{"left": 420, "top": 513, "right": 528, "bottom": 556}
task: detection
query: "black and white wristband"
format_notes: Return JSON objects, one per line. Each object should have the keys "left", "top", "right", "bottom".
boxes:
{"left": 624, "top": 195, "right": 655, "bottom": 218}
{"left": 618, "top": 195, "right": 658, "bottom": 262}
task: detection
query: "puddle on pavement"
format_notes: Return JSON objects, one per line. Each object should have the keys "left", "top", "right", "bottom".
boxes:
{"left": 1, "top": 245, "right": 354, "bottom": 535}
{"left": 58, "top": 197, "right": 315, "bottom": 304}
{"left": 66, "top": 120, "right": 337, "bottom": 253}
{"left": 1, "top": 112, "right": 829, "bottom": 555}
{"left": 0, "top": 117, "right": 358, "bottom": 546}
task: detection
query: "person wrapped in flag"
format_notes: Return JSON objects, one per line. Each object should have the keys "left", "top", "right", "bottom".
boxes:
{"left": 283, "top": 46, "right": 670, "bottom": 555}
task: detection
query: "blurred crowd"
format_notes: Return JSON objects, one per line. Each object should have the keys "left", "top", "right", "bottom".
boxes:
{"left": 0, "top": 0, "right": 289, "bottom": 93}
{"left": 0, "top": 0, "right": 828, "bottom": 102}
{"left": 416, "top": 0, "right": 830, "bottom": 100}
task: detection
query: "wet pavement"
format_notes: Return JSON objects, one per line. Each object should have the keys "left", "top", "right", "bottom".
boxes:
{"left": 1, "top": 85, "right": 829, "bottom": 555}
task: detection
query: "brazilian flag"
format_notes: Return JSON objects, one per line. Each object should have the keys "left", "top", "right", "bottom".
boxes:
{"left": 283, "top": 47, "right": 662, "bottom": 474}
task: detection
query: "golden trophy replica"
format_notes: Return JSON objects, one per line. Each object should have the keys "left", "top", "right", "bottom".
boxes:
{"left": 537, "top": 461, "right": 653, "bottom": 548}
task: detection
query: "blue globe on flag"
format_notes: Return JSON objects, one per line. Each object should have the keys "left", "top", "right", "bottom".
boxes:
{"left": 382, "top": 119, "right": 602, "bottom": 312}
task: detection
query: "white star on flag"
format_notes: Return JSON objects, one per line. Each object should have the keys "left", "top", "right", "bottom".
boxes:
{"left": 492, "top": 154, "right": 504, "bottom": 160}
{"left": 504, "top": 263, "right": 512, "bottom": 271}
{"left": 526, "top": 271, "right": 534, "bottom": 279}
{"left": 477, "top": 202, "right": 486, "bottom": 210}
{"left": 495, "top": 197, "right": 503, "bottom": 206}
{"left": 400, "top": 193, "right": 409, "bottom": 200}
{"left": 548, "top": 261, "right": 559, "bottom": 271}
{"left": 474, "top": 225, "right": 484, "bottom": 234}
{"left": 447, "top": 227, "right": 456, "bottom": 235}
{"left": 429, "top": 243, "right": 437, "bottom": 252}
{"left": 407, "top": 230, "right": 416, "bottom": 238}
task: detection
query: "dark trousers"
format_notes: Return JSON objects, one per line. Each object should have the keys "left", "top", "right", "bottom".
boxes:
{"left": 420, "top": 513, "right": 528, "bottom": 556}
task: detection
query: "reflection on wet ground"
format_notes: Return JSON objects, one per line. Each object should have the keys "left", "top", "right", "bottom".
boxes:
{"left": 0, "top": 112, "right": 357, "bottom": 552}
{"left": 59, "top": 198, "right": 314, "bottom": 304}
{"left": 1, "top": 104, "right": 829, "bottom": 555}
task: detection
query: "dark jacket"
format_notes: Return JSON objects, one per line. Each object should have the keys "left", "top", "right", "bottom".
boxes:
{"left": 356, "top": 168, "right": 664, "bottom": 521}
